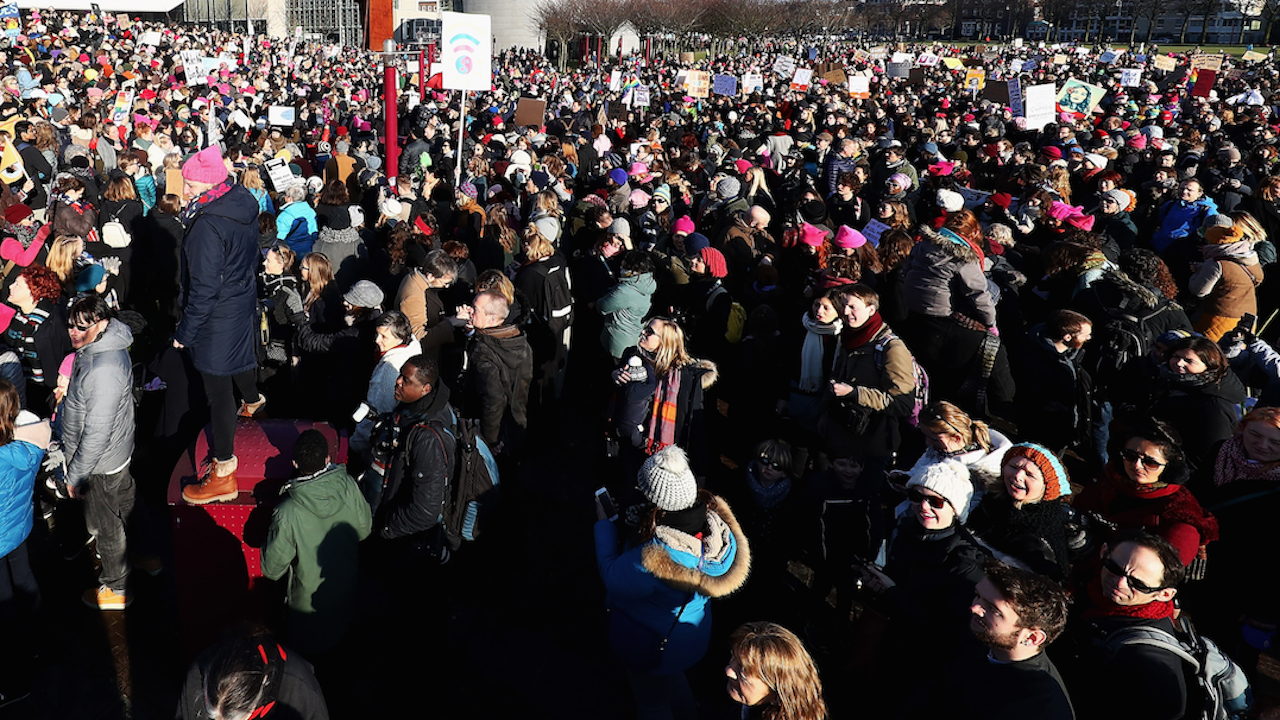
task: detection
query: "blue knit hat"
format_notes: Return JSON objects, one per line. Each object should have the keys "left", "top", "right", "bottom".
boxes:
{"left": 1003, "top": 443, "right": 1070, "bottom": 501}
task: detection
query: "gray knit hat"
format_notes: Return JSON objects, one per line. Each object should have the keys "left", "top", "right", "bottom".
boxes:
{"left": 638, "top": 446, "right": 698, "bottom": 511}
{"left": 716, "top": 176, "right": 741, "bottom": 200}
{"left": 1102, "top": 189, "right": 1130, "bottom": 210}
{"left": 342, "top": 280, "right": 384, "bottom": 309}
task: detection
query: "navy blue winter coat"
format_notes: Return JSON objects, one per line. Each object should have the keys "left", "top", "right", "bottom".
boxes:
{"left": 174, "top": 184, "right": 261, "bottom": 377}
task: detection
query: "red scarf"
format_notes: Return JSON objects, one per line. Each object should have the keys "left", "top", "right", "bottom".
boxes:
{"left": 1214, "top": 433, "right": 1280, "bottom": 486}
{"left": 1081, "top": 576, "right": 1176, "bottom": 621}
{"left": 646, "top": 367, "right": 682, "bottom": 455}
{"left": 842, "top": 311, "right": 884, "bottom": 351}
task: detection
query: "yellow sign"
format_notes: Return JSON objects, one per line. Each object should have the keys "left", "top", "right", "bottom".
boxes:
{"left": 964, "top": 68, "right": 986, "bottom": 91}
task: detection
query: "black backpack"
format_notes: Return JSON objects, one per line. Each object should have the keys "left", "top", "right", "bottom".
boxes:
{"left": 423, "top": 409, "right": 501, "bottom": 552}
{"left": 1090, "top": 298, "right": 1168, "bottom": 391}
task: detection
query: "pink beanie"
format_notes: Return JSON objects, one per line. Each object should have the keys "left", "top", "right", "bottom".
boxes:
{"left": 1048, "top": 201, "right": 1082, "bottom": 221}
{"left": 800, "top": 222, "right": 828, "bottom": 248}
{"left": 181, "top": 144, "right": 228, "bottom": 184}
{"left": 834, "top": 225, "right": 867, "bottom": 249}
{"left": 1066, "top": 213, "right": 1095, "bottom": 232}
{"left": 673, "top": 216, "right": 696, "bottom": 235}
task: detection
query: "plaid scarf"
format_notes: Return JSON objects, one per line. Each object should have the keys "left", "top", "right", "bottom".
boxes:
{"left": 646, "top": 366, "right": 683, "bottom": 456}
{"left": 180, "top": 179, "right": 236, "bottom": 227}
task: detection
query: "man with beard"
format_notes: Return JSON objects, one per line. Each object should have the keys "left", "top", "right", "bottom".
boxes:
{"left": 897, "top": 561, "right": 1074, "bottom": 720}
{"left": 1015, "top": 309, "right": 1094, "bottom": 454}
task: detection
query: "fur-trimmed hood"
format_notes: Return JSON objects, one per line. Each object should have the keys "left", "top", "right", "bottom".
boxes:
{"left": 919, "top": 225, "right": 980, "bottom": 264}
{"left": 687, "top": 358, "right": 719, "bottom": 390}
{"left": 640, "top": 495, "right": 750, "bottom": 598}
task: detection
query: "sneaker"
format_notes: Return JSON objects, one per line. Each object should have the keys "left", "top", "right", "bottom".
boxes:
{"left": 237, "top": 395, "right": 267, "bottom": 418}
{"left": 130, "top": 553, "right": 163, "bottom": 577}
{"left": 83, "top": 585, "right": 131, "bottom": 610}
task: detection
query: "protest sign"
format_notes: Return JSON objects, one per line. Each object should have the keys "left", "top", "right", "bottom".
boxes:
{"left": 821, "top": 67, "right": 847, "bottom": 85}
{"left": 263, "top": 158, "right": 294, "bottom": 192}
{"left": 1052, "top": 53, "right": 1068, "bottom": 65}
{"left": 109, "top": 89, "right": 135, "bottom": 126}
{"left": 609, "top": 69, "right": 621, "bottom": 91}
{"left": 849, "top": 75, "right": 870, "bottom": 99}
{"left": 1190, "top": 69, "right": 1217, "bottom": 97}
{"left": 742, "top": 72, "right": 763, "bottom": 92}
{"left": 1190, "top": 54, "right": 1223, "bottom": 71}
{"left": 180, "top": 50, "right": 206, "bottom": 85}
{"left": 860, "top": 219, "right": 891, "bottom": 248}
{"left": 513, "top": 97, "right": 546, "bottom": 127}
{"left": 1120, "top": 68, "right": 1143, "bottom": 87}
{"left": 167, "top": 169, "right": 186, "bottom": 197}
{"left": 942, "top": 57, "right": 965, "bottom": 70}
{"left": 917, "top": 53, "right": 939, "bottom": 67}
{"left": 1056, "top": 78, "right": 1105, "bottom": 115}
{"left": 1008, "top": 78, "right": 1024, "bottom": 117}
{"left": 891, "top": 52, "right": 913, "bottom": 64}
{"left": 773, "top": 55, "right": 796, "bottom": 77}
{"left": 886, "top": 61, "right": 911, "bottom": 78}
{"left": 140, "top": 30, "right": 162, "bottom": 46}
{"left": 1023, "top": 83, "right": 1057, "bottom": 129}
{"left": 982, "top": 80, "right": 1009, "bottom": 104}
{"left": 1243, "top": 50, "right": 1268, "bottom": 62}
{"left": 1152, "top": 55, "right": 1176, "bottom": 71}
{"left": 685, "top": 70, "right": 710, "bottom": 98}
{"left": 267, "top": 105, "right": 296, "bottom": 126}
{"left": 440, "top": 11, "right": 492, "bottom": 91}
{"left": 713, "top": 74, "right": 738, "bottom": 96}
{"left": 633, "top": 85, "right": 650, "bottom": 106}
{"left": 964, "top": 68, "right": 986, "bottom": 91}
{"left": 790, "top": 68, "right": 812, "bottom": 91}
{"left": 808, "top": 47, "right": 818, "bottom": 61}
{"left": 908, "top": 68, "right": 926, "bottom": 85}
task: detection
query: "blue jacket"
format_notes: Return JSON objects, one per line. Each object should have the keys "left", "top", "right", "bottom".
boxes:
{"left": 1152, "top": 196, "right": 1218, "bottom": 252}
{"left": 595, "top": 495, "right": 750, "bottom": 675}
{"left": 277, "top": 201, "right": 318, "bottom": 256}
{"left": 175, "top": 184, "right": 260, "bottom": 376}
{"left": 0, "top": 417, "right": 49, "bottom": 557}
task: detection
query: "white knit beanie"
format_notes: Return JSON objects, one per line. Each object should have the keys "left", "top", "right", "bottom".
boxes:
{"left": 937, "top": 189, "right": 964, "bottom": 213}
{"left": 906, "top": 459, "right": 974, "bottom": 523}
{"left": 638, "top": 446, "right": 698, "bottom": 511}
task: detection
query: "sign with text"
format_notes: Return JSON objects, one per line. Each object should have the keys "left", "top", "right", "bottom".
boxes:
{"left": 712, "top": 73, "right": 738, "bottom": 96}
{"left": 773, "top": 55, "right": 796, "bottom": 77}
{"left": 684, "top": 70, "right": 710, "bottom": 98}
{"left": 1023, "top": 82, "right": 1057, "bottom": 129}
{"left": 742, "top": 72, "right": 763, "bottom": 92}
{"left": 790, "top": 68, "right": 812, "bottom": 91}
{"left": 886, "top": 61, "right": 911, "bottom": 78}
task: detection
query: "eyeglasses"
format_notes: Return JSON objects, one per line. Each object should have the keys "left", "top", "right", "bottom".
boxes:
{"left": 653, "top": 198, "right": 668, "bottom": 205}
{"left": 1120, "top": 448, "right": 1167, "bottom": 470}
{"left": 758, "top": 456, "right": 784, "bottom": 471}
{"left": 1102, "top": 555, "right": 1164, "bottom": 594}
{"left": 907, "top": 487, "right": 948, "bottom": 510}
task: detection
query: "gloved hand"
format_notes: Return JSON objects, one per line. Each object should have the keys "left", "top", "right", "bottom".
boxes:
{"left": 101, "top": 256, "right": 122, "bottom": 276}
{"left": 42, "top": 441, "right": 64, "bottom": 473}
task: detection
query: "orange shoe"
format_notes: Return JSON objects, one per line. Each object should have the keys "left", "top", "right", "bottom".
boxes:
{"left": 83, "top": 585, "right": 131, "bottom": 610}
{"left": 182, "top": 456, "right": 239, "bottom": 505}
{"left": 237, "top": 395, "right": 266, "bottom": 418}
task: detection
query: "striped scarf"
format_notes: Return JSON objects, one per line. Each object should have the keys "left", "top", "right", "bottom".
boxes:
{"left": 646, "top": 367, "right": 683, "bottom": 455}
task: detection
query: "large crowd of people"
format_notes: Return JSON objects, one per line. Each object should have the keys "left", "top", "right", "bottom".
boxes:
{"left": 2, "top": 7, "right": 1280, "bottom": 719}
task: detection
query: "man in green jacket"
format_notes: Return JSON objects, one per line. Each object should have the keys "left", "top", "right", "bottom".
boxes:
{"left": 262, "top": 430, "right": 372, "bottom": 656}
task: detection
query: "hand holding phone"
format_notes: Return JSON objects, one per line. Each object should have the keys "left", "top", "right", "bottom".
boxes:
{"left": 595, "top": 487, "right": 618, "bottom": 522}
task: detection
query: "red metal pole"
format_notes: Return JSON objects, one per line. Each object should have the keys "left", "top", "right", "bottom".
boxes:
{"left": 419, "top": 48, "right": 426, "bottom": 102}
{"left": 383, "top": 41, "right": 399, "bottom": 187}
{"left": 597, "top": 36, "right": 602, "bottom": 68}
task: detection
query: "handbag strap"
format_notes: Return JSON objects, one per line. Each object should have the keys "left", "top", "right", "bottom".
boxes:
{"left": 659, "top": 594, "right": 695, "bottom": 651}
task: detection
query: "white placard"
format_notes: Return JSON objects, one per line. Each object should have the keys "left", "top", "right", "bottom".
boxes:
{"left": 1023, "top": 82, "right": 1057, "bottom": 129}
{"left": 742, "top": 72, "right": 763, "bottom": 92}
{"left": 267, "top": 105, "right": 295, "bottom": 126}
{"left": 440, "top": 11, "right": 492, "bottom": 92}
{"left": 773, "top": 56, "right": 796, "bottom": 77}
{"left": 917, "top": 53, "right": 939, "bottom": 67}
{"left": 609, "top": 69, "right": 622, "bottom": 91}
{"left": 791, "top": 68, "right": 812, "bottom": 89}
{"left": 140, "top": 30, "right": 161, "bottom": 46}
{"left": 1120, "top": 68, "right": 1143, "bottom": 87}
{"left": 264, "top": 157, "right": 295, "bottom": 191}
{"left": 180, "top": 49, "right": 206, "bottom": 85}
{"left": 632, "top": 85, "right": 650, "bottom": 106}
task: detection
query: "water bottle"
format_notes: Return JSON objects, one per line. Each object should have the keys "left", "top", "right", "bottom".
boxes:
{"left": 626, "top": 356, "right": 647, "bottom": 383}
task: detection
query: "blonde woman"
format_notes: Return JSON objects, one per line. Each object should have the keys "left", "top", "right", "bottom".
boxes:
{"left": 46, "top": 234, "right": 85, "bottom": 288}
{"left": 240, "top": 165, "right": 274, "bottom": 214}
{"left": 514, "top": 224, "right": 573, "bottom": 402}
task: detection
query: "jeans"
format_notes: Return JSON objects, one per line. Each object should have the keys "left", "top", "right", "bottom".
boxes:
{"left": 625, "top": 668, "right": 697, "bottom": 720}
{"left": 83, "top": 467, "right": 136, "bottom": 593}
{"left": 201, "top": 370, "right": 260, "bottom": 462}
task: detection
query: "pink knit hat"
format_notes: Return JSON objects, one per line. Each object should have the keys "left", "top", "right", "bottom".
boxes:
{"left": 673, "top": 216, "right": 695, "bottom": 236}
{"left": 833, "top": 225, "right": 867, "bottom": 249}
{"left": 800, "top": 222, "right": 828, "bottom": 248}
{"left": 182, "top": 144, "right": 228, "bottom": 184}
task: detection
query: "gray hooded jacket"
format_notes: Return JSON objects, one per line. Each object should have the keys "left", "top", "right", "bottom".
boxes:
{"left": 63, "top": 319, "right": 134, "bottom": 487}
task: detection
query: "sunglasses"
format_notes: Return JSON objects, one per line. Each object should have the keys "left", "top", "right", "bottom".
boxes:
{"left": 67, "top": 321, "right": 94, "bottom": 332}
{"left": 641, "top": 326, "right": 658, "bottom": 338}
{"left": 1102, "top": 555, "right": 1164, "bottom": 594}
{"left": 907, "top": 487, "right": 948, "bottom": 510}
{"left": 758, "top": 456, "right": 784, "bottom": 471}
{"left": 653, "top": 198, "right": 668, "bottom": 204}
{"left": 1120, "top": 448, "right": 1167, "bottom": 470}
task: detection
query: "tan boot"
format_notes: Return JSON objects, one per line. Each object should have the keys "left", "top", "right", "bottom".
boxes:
{"left": 182, "top": 456, "right": 239, "bottom": 504}
{"left": 237, "top": 394, "right": 266, "bottom": 418}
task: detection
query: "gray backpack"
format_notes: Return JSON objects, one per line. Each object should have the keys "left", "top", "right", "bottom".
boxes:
{"left": 1105, "top": 617, "right": 1251, "bottom": 720}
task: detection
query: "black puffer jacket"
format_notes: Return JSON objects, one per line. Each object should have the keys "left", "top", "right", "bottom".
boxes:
{"left": 378, "top": 384, "right": 456, "bottom": 540}
{"left": 462, "top": 324, "right": 533, "bottom": 449}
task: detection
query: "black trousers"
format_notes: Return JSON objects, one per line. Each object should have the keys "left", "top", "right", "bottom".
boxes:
{"left": 200, "top": 370, "right": 260, "bottom": 462}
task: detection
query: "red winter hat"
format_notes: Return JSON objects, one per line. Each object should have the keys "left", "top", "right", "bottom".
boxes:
{"left": 1041, "top": 146, "right": 1063, "bottom": 160}
{"left": 991, "top": 192, "right": 1013, "bottom": 209}
{"left": 698, "top": 247, "right": 728, "bottom": 278}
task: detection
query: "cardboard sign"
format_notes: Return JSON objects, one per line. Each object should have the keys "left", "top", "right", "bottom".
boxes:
{"left": 869, "top": 47, "right": 887, "bottom": 60}
{"left": 790, "top": 68, "right": 812, "bottom": 91}
{"left": 115, "top": 12, "right": 129, "bottom": 27}
{"left": 267, "top": 105, "right": 295, "bottom": 126}
{"left": 1191, "top": 69, "right": 1217, "bottom": 97}
{"left": 964, "top": 68, "right": 986, "bottom": 91}
{"left": 1023, "top": 82, "right": 1057, "bottom": 129}
{"left": 773, "top": 56, "right": 796, "bottom": 77}
{"left": 609, "top": 69, "right": 622, "bottom": 91}
{"left": 1052, "top": 53, "right": 1068, "bottom": 65}
{"left": 1243, "top": 50, "right": 1268, "bottom": 62}
{"left": 886, "top": 62, "right": 911, "bottom": 79}
{"left": 513, "top": 97, "right": 546, "bottom": 127}
{"left": 1190, "top": 54, "right": 1223, "bottom": 71}
{"left": 849, "top": 75, "right": 870, "bottom": 99}
{"left": 1120, "top": 68, "right": 1143, "bottom": 87}
{"left": 712, "top": 74, "right": 738, "bottom": 96}
{"left": 679, "top": 52, "right": 694, "bottom": 64}
{"left": 860, "top": 219, "right": 891, "bottom": 248}
{"left": 821, "top": 68, "right": 847, "bottom": 86}
{"left": 166, "top": 169, "right": 186, "bottom": 197}
{"left": 685, "top": 70, "right": 710, "bottom": 98}
{"left": 742, "top": 72, "right": 763, "bottom": 92}
{"left": 1152, "top": 55, "right": 1176, "bottom": 71}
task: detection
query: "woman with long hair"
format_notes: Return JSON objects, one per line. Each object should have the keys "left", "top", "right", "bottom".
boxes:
{"left": 240, "top": 165, "right": 274, "bottom": 214}
{"left": 595, "top": 446, "right": 749, "bottom": 720}
{"left": 50, "top": 174, "right": 97, "bottom": 241}
{"left": 46, "top": 234, "right": 85, "bottom": 289}
{"left": 473, "top": 203, "right": 519, "bottom": 274}
{"left": 299, "top": 252, "right": 341, "bottom": 330}
{"left": 513, "top": 224, "right": 574, "bottom": 406}
{"left": 907, "top": 401, "right": 1011, "bottom": 489}
{"left": 726, "top": 622, "right": 826, "bottom": 720}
